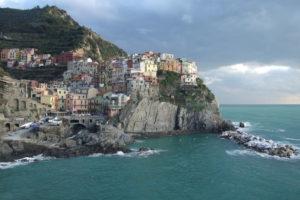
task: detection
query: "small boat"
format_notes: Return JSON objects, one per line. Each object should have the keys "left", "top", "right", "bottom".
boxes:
{"left": 20, "top": 122, "right": 33, "bottom": 129}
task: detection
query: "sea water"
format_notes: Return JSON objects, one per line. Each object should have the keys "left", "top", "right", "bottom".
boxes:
{"left": 0, "top": 105, "right": 300, "bottom": 200}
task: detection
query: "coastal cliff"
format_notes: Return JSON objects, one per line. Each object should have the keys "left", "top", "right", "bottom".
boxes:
{"left": 117, "top": 98, "right": 233, "bottom": 137}
{"left": 115, "top": 71, "right": 234, "bottom": 136}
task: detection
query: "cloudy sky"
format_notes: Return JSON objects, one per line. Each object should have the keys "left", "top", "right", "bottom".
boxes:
{"left": 1, "top": 0, "right": 300, "bottom": 104}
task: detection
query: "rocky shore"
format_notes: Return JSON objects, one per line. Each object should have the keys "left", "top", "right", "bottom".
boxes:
{"left": 221, "top": 130, "right": 298, "bottom": 158}
{"left": 0, "top": 124, "right": 134, "bottom": 162}
{"left": 0, "top": 97, "right": 235, "bottom": 162}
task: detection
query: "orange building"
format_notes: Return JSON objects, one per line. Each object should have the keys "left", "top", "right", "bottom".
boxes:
{"left": 158, "top": 59, "right": 181, "bottom": 73}
{"left": 0, "top": 49, "right": 10, "bottom": 61}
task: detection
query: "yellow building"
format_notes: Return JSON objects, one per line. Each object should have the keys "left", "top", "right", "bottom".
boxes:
{"left": 57, "top": 88, "right": 68, "bottom": 111}
{"left": 41, "top": 95, "right": 58, "bottom": 110}
{"left": 41, "top": 95, "right": 52, "bottom": 107}
{"left": 144, "top": 58, "right": 157, "bottom": 78}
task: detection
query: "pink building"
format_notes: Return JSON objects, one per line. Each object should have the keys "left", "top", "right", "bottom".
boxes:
{"left": 29, "top": 80, "right": 39, "bottom": 88}
{"left": 66, "top": 88, "right": 89, "bottom": 114}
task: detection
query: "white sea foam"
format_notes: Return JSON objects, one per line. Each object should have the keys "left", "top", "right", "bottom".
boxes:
{"left": 285, "top": 138, "right": 300, "bottom": 142}
{"left": 233, "top": 121, "right": 252, "bottom": 127}
{"left": 88, "top": 153, "right": 104, "bottom": 157}
{"left": 0, "top": 154, "right": 53, "bottom": 170}
{"left": 135, "top": 140, "right": 144, "bottom": 144}
{"left": 226, "top": 149, "right": 300, "bottom": 161}
{"left": 233, "top": 121, "right": 253, "bottom": 132}
{"left": 89, "top": 149, "right": 165, "bottom": 158}
{"left": 137, "top": 149, "right": 162, "bottom": 157}
{"left": 115, "top": 151, "right": 125, "bottom": 156}
{"left": 277, "top": 129, "right": 286, "bottom": 133}
{"left": 113, "top": 149, "right": 164, "bottom": 158}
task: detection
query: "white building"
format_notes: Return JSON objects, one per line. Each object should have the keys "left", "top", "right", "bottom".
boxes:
{"left": 181, "top": 74, "right": 198, "bottom": 86}
{"left": 160, "top": 53, "right": 174, "bottom": 60}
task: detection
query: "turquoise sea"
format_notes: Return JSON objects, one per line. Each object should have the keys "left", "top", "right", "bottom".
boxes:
{"left": 1, "top": 105, "right": 300, "bottom": 200}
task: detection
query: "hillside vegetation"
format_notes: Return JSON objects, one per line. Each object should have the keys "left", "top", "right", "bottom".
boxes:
{"left": 157, "top": 70, "right": 215, "bottom": 111}
{"left": 2, "top": 65, "right": 67, "bottom": 82}
{"left": 0, "top": 6, "right": 127, "bottom": 61}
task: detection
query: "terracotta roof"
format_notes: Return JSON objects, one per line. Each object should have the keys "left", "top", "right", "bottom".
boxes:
{"left": 97, "top": 91, "right": 109, "bottom": 95}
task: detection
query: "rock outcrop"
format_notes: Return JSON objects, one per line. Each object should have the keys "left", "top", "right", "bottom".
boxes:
{"left": 118, "top": 98, "right": 234, "bottom": 137}
{"left": 221, "top": 130, "right": 298, "bottom": 158}
{"left": 0, "top": 124, "right": 134, "bottom": 162}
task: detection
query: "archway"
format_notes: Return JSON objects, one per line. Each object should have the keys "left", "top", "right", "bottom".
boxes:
{"left": 71, "top": 124, "right": 87, "bottom": 135}
{"left": 5, "top": 123, "right": 11, "bottom": 132}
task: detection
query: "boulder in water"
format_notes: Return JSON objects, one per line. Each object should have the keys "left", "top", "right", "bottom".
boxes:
{"left": 138, "top": 147, "right": 154, "bottom": 153}
{"left": 239, "top": 122, "right": 245, "bottom": 128}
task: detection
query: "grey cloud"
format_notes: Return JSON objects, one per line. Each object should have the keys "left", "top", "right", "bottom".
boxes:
{"left": 202, "top": 65, "right": 300, "bottom": 104}
{"left": 4, "top": 0, "right": 300, "bottom": 69}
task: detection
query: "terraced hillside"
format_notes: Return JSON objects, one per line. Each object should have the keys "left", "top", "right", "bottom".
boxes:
{"left": 0, "top": 5, "right": 127, "bottom": 61}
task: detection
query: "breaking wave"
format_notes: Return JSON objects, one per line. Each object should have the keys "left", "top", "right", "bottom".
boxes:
{"left": 88, "top": 149, "right": 165, "bottom": 158}
{"left": 285, "top": 138, "right": 300, "bottom": 142}
{"left": 226, "top": 149, "right": 300, "bottom": 161}
{"left": 233, "top": 121, "right": 253, "bottom": 132}
{"left": 0, "top": 154, "right": 53, "bottom": 170}
{"left": 277, "top": 129, "right": 286, "bottom": 133}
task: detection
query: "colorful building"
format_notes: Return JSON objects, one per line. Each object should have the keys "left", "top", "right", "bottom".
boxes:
{"left": 53, "top": 51, "right": 79, "bottom": 64}
{"left": 179, "top": 58, "right": 197, "bottom": 74}
{"left": 102, "top": 93, "right": 130, "bottom": 117}
{"left": 158, "top": 59, "right": 181, "bottom": 73}
{"left": 57, "top": 88, "right": 68, "bottom": 111}
{"left": 66, "top": 88, "right": 89, "bottom": 114}
{"left": 144, "top": 58, "right": 158, "bottom": 77}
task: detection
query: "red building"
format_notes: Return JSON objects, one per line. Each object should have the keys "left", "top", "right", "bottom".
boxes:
{"left": 127, "top": 60, "right": 133, "bottom": 68}
{"left": 29, "top": 80, "right": 39, "bottom": 88}
{"left": 52, "top": 51, "right": 80, "bottom": 64}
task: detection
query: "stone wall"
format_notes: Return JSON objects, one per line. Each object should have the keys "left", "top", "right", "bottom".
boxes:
{"left": 0, "top": 77, "right": 53, "bottom": 135}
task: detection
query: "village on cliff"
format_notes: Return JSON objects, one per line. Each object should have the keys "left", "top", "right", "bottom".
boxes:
{"left": 0, "top": 48, "right": 198, "bottom": 122}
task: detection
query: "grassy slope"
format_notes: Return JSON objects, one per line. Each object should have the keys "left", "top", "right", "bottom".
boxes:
{"left": 157, "top": 70, "right": 215, "bottom": 111}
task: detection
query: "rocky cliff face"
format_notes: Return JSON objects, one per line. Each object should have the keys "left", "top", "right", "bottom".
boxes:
{"left": 118, "top": 98, "right": 234, "bottom": 136}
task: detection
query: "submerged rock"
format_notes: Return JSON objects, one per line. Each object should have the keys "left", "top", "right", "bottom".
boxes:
{"left": 138, "top": 147, "right": 154, "bottom": 153}
{"left": 221, "top": 130, "right": 298, "bottom": 158}
{"left": 239, "top": 122, "right": 245, "bottom": 128}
